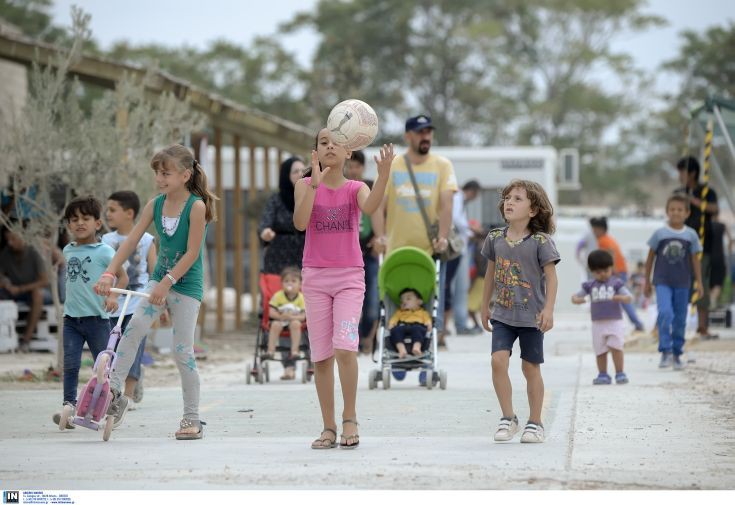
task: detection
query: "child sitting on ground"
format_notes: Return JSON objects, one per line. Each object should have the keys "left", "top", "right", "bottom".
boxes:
{"left": 265, "top": 266, "right": 306, "bottom": 361}
{"left": 388, "top": 288, "right": 432, "bottom": 358}
{"left": 572, "top": 249, "right": 632, "bottom": 385}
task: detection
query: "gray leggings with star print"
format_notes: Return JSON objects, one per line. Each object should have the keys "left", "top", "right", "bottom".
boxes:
{"left": 110, "top": 280, "right": 201, "bottom": 421}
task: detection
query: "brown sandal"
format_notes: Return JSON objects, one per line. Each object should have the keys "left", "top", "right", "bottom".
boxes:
{"left": 311, "top": 427, "right": 337, "bottom": 449}
{"left": 175, "top": 418, "right": 205, "bottom": 440}
{"left": 340, "top": 418, "right": 360, "bottom": 449}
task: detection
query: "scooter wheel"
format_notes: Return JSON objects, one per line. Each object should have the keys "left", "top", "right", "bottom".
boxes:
{"left": 96, "top": 354, "right": 110, "bottom": 383}
{"left": 58, "top": 403, "right": 74, "bottom": 431}
{"left": 102, "top": 415, "right": 114, "bottom": 441}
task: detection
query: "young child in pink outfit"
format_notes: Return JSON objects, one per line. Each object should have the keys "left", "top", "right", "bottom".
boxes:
{"left": 294, "top": 128, "right": 394, "bottom": 450}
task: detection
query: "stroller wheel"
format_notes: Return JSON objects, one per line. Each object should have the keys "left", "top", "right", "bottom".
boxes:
{"left": 264, "top": 362, "right": 270, "bottom": 383}
{"left": 426, "top": 369, "right": 434, "bottom": 390}
{"left": 245, "top": 363, "right": 252, "bottom": 385}
{"left": 301, "top": 363, "right": 308, "bottom": 384}
{"left": 368, "top": 369, "right": 378, "bottom": 390}
{"left": 257, "top": 365, "right": 265, "bottom": 384}
{"left": 382, "top": 368, "right": 391, "bottom": 390}
{"left": 439, "top": 369, "right": 448, "bottom": 390}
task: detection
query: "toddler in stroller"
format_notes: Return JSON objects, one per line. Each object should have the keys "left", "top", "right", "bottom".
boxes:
{"left": 389, "top": 288, "right": 432, "bottom": 358}
{"left": 264, "top": 266, "right": 305, "bottom": 360}
{"left": 247, "top": 267, "right": 312, "bottom": 384}
{"left": 369, "top": 246, "right": 447, "bottom": 390}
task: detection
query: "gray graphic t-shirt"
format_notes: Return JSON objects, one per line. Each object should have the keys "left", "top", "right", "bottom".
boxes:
{"left": 648, "top": 225, "right": 702, "bottom": 288}
{"left": 576, "top": 277, "right": 631, "bottom": 321}
{"left": 481, "top": 227, "right": 561, "bottom": 328}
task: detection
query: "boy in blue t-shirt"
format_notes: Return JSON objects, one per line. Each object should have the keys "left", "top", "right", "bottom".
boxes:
{"left": 52, "top": 196, "right": 128, "bottom": 429}
{"left": 104, "top": 190, "right": 157, "bottom": 407}
{"left": 644, "top": 193, "right": 703, "bottom": 370}
{"left": 572, "top": 250, "right": 632, "bottom": 385}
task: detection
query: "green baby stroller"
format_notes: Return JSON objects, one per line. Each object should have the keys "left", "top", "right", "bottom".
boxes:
{"left": 368, "top": 246, "right": 447, "bottom": 390}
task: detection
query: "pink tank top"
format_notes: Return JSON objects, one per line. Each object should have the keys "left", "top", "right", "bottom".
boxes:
{"left": 302, "top": 177, "right": 364, "bottom": 268}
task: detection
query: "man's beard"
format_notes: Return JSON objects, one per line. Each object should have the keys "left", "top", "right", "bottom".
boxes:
{"left": 417, "top": 141, "right": 431, "bottom": 155}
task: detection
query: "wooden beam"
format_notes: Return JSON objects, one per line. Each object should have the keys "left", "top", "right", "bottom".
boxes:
{"left": 0, "top": 33, "right": 314, "bottom": 154}
{"left": 249, "top": 145, "right": 259, "bottom": 318}
{"left": 277, "top": 149, "right": 283, "bottom": 172}
{"left": 233, "top": 135, "right": 243, "bottom": 330}
{"left": 263, "top": 146, "right": 271, "bottom": 191}
{"left": 214, "top": 127, "right": 225, "bottom": 333}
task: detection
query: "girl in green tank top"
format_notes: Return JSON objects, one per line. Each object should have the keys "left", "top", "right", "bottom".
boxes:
{"left": 94, "top": 144, "right": 218, "bottom": 440}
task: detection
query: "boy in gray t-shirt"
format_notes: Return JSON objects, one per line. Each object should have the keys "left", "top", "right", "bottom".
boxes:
{"left": 644, "top": 193, "right": 703, "bottom": 370}
{"left": 480, "top": 180, "right": 560, "bottom": 444}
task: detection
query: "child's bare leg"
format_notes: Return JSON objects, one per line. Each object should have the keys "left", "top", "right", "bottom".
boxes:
{"left": 596, "top": 352, "right": 608, "bottom": 374}
{"left": 396, "top": 342, "right": 407, "bottom": 358}
{"left": 611, "top": 349, "right": 624, "bottom": 373}
{"left": 124, "top": 377, "right": 138, "bottom": 397}
{"left": 522, "top": 360, "right": 544, "bottom": 424}
{"left": 313, "top": 356, "right": 337, "bottom": 444}
{"left": 411, "top": 341, "right": 423, "bottom": 355}
{"left": 335, "top": 349, "right": 359, "bottom": 441}
{"left": 288, "top": 320, "right": 302, "bottom": 356}
{"left": 267, "top": 321, "right": 283, "bottom": 354}
{"left": 491, "top": 351, "right": 514, "bottom": 418}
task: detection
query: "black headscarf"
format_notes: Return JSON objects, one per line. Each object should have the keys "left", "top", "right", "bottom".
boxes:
{"left": 279, "top": 156, "right": 303, "bottom": 212}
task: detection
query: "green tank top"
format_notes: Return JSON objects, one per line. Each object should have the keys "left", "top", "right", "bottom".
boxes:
{"left": 151, "top": 193, "right": 207, "bottom": 301}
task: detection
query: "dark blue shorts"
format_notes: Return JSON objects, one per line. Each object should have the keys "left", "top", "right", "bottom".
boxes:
{"left": 490, "top": 319, "right": 545, "bottom": 364}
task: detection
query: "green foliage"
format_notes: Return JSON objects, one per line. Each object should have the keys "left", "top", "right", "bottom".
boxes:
{"left": 643, "top": 21, "right": 735, "bottom": 192}
{"left": 106, "top": 36, "right": 311, "bottom": 126}
{"left": 0, "top": 0, "right": 65, "bottom": 40}
{"left": 0, "top": 7, "right": 204, "bottom": 260}
{"left": 8, "top": 0, "right": 734, "bottom": 210}
{"left": 663, "top": 22, "right": 735, "bottom": 101}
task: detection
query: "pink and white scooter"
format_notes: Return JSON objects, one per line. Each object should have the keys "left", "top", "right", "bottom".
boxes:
{"left": 58, "top": 288, "right": 149, "bottom": 441}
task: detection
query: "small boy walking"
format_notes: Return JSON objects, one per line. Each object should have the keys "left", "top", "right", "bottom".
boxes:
{"left": 644, "top": 193, "right": 703, "bottom": 370}
{"left": 572, "top": 250, "right": 631, "bottom": 385}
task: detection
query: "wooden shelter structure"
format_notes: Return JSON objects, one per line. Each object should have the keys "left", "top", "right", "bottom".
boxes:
{"left": 0, "top": 28, "right": 313, "bottom": 332}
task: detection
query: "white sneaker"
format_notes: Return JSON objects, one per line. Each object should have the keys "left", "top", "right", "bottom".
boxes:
{"left": 520, "top": 422, "right": 545, "bottom": 443}
{"left": 494, "top": 415, "right": 519, "bottom": 441}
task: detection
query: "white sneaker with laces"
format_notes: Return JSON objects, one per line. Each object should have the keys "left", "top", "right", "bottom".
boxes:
{"left": 494, "top": 415, "right": 519, "bottom": 441}
{"left": 520, "top": 422, "right": 545, "bottom": 443}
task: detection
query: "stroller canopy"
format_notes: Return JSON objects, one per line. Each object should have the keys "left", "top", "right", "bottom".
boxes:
{"left": 379, "top": 246, "right": 437, "bottom": 306}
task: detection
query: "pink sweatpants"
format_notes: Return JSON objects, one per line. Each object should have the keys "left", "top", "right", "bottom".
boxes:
{"left": 302, "top": 266, "right": 365, "bottom": 362}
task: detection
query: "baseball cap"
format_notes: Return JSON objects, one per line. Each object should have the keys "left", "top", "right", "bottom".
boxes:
{"left": 405, "top": 115, "right": 435, "bottom": 132}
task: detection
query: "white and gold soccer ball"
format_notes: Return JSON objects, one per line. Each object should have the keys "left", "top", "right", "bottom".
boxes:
{"left": 326, "top": 99, "right": 379, "bottom": 151}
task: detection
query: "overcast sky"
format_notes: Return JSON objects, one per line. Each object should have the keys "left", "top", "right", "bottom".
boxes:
{"left": 51, "top": 0, "right": 735, "bottom": 95}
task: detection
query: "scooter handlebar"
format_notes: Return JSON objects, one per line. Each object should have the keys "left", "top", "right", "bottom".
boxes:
{"left": 109, "top": 288, "right": 150, "bottom": 298}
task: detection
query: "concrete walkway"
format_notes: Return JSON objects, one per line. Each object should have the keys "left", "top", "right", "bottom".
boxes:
{"left": 1, "top": 313, "right": 734, "bottom": 489}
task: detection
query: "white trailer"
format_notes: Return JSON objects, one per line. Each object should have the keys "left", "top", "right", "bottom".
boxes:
{"left": 363, "top": 146, "right": 573, "bottom": 228}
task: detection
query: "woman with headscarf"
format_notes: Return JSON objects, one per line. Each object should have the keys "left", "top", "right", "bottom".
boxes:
{"left": 258, "top": 156, "right": 306, "bottom": 379}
